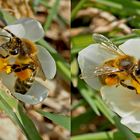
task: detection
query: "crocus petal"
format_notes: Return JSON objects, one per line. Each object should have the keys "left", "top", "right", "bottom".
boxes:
{"left": 5, "top": 18, "right": 44, "bottom": 42}
{"left": 78, "top": 44, "right": 116, "bottom": 90}
{"left": 101, "top": 85, "right": 140, "bottom": 118}
{"left": 37, "top": 45, "right": 56, "bottom": 80}
{"left": 13, "top": 80, "right": 48, "bottom": 104}
{"left": 0, "top": 73, "right": 16, "bottom": 93}
{"left": 119, "top": 38, "right": 140, "bottom": 59}
{"left": 4, "top": 24, "right": 25, "bottom": 38}
{"left": 121, "top": 110, "right": 140, "bottom": 133}
{"left": 0, "top": 71, "right": 48, "bottom": 104}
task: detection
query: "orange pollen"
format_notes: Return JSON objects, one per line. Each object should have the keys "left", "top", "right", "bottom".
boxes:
{"left": 105, "top": 77, "right": 119, "bottom": 86}
{"left": 16, "top": 69, "right": 32, "bottom": 81}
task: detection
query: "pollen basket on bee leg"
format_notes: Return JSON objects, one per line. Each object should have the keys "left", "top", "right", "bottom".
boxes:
{"left": 16, "top": 69, "right": 33, "bottom": 81}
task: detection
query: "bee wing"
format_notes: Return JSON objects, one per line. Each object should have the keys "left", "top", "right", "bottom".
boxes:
{"left": 36, "top": 45, "right": 56, "bottom": 80}
{"left": 0, "top": 28, "right": 11, "bottom": 45}
{"left": 93, "top": 66, "right": 120, "bottom": 76}
{"left": 93, "top": 33, "right": 125, "bottom": 55}
{"left": 79, "top": 64, "right": 120, "bottom": 90}
{"left": 80, "top": 65, "right": 119, "bottom": 79}
{"left": 78, "top": 42, "right": 122, "bottom": 90}
{"left": 13, "top": 78, "right": 48, "bottom": 104}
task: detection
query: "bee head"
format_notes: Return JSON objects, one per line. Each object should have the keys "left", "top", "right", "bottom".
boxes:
{"left": 11, "top": 37, "right": 22, "bottom": 44}
{"left": 115, "top": 55, "right": 135, "bottom": 71}
{"left": 10, "top": 37, "right": 22, "bottom": 48}
{"left": 9, "top": 37, "right": 23, "bottom": 55}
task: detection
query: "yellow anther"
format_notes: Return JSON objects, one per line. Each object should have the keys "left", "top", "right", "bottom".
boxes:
{"left": 5, "top": 66, "right": 12, "bottom": 74}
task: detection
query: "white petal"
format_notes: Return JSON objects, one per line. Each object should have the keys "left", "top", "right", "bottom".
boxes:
{"left": 5, "top": 24, "right": 25, "bottom": 38}
{"left": 78, "top": 44, "right": 115, "bottom": 90}
{"left": 0, "top": 73, "right": 16, "bottom": 92}
{"left": 119, "top": 38, "right": 140, "bottom": 59}
{"left": 121, "top": 110, "right": 140, "bottom": 133}
{"left": 37, "top": 45, "right": 56, "bottom": 79}
{"left": 101, "top": 85, "right": 140, "bottom": 117}
{"left": 0, "top": 72, "right": 48, "bottom": 104}
{"left": 5, "top": 18, "right": 44, "bottom": 42}
{"left": 13, "top": 80, "right": 48, "bottom": 104}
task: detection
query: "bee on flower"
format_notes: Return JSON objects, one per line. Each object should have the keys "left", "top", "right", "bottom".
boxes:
{"left": 78, "top": 33, "right": 140, "bottom": 133}
{"left": 0, "top": 18, "right": 56, "bottom": 104}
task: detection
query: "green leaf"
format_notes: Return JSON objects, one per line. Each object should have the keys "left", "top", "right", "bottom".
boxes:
{"left": 37, "top": 110, "right": 70, "bottom": 131}
{"left": 94, "top": 94, "right": 115, "bottom": 124}
{"left": 113, "top": 115, "right": 137, "bottom": 140}
{"left": 71, "top": 99, "right": 87, "bottom": 110}
{"left": 111, "top": 34, "right": 138, "bottom": 45}
{"left": 72, "top": 109, "right": 95, "bottom": 133}
{"left": 71, "top": 0, "right": 88, "bottom": 21}
{"left": 71, "top": 130, "right": 125, "bottom": 140}
{"left": 18, "top": 105, "right": 43, "bottom": 140}
{"left": 78, "top": 79, "right": 101, "bottom": 116}
{"left": 40, "top": 0, "right": 51, "bottom": 8}
{"left": 44, "top": 0, "right": 60, "bottom": 31}
{"left": 0, "top": 89, "right": 43, "bottom": 140}
{"left": 0, "top": 91, "right": 25, "bottom": 130}
{"left": 0, "top": 10, "right": 15, "bottom": 25}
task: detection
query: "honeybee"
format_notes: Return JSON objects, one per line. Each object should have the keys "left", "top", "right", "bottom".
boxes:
{"left": 81, "top": 33, "right": 140, "bottom": 94}
{"left": 0, "top": 28, "right": 49, "bottom": 95}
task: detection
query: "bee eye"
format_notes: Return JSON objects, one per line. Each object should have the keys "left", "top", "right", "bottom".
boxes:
{"left": 135, "top": 68, "right": 140, "bottom": 76}
{"left": 120, "top": 60, "right": 131, "bottom": 67}
{"left": 10, "top": 48, "right": 19, "bottom": 55}
{"left": 119, "top": 59, "right": 132, "bottom": 70}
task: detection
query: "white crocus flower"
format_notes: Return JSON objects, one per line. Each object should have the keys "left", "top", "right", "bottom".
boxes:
{"left": 0, "top": 18, "right": 56, "bottom": 104}
{"left": 78, "top": 37, "right": 140, "bottom": 133}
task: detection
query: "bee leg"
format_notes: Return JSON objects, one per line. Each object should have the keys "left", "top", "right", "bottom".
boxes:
{"left": 11, "top": 64, "right": 21, "bottom": 72}
{"left": 21, "top": 63, "right": 36, "bottom": 71}
{"left": 11, "top": 63, "right": 35, "bottom": 72}
{"left": 120, "top": 80, "right": 135, "bottom": 90}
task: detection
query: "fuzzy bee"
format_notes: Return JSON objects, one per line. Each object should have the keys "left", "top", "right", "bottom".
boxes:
{"left": 0, "top": 18, "right": 56, "bottom": 104}
{"left": 79, "top": 33, "right": 140, "bottom": 94}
